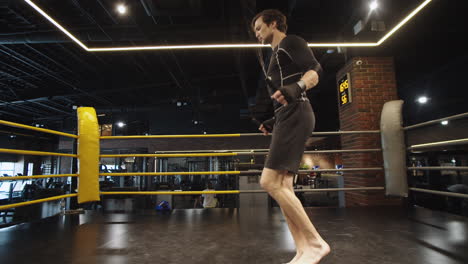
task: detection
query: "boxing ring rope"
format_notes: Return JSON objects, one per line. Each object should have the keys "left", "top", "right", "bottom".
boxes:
{"left": 100, "top": 171, "right": 241, "bottom": 177}
{"left": 100, "top": 149, "right": 382, "bottom": 158}
{"left": 0, "top": 174, "right": 78, "bottom": 181}
{"left": 0, "top": 120, "right": 78, "bottom": 139}
{"left": 0, "top": 194, "right": 78, "bottom": 211}
{"left": 403, "top": 112, "right": 468, "bottom": 131}
{"left": 404, "top": 110, "right": 468, "bottom": 199}
{"left": 0, "top": 148, "right": 77, "bottom": 157}
{"left": 7, "top": 104, "right": 467, "bottom": 212}
{"left": 408, "top": 138, "right": 468, "bottom": 150}
{"left": 101, "top": 153, "right": 239, "bottom": 158}
{"left": 0, "top": 102, "right": 397, "bottom": 213}
{"left": 408, "top": 167, "right": 468, "bottom": 171}
{"left": 0, "top": 96, "right": 466, "bottom": 220}
{"left": 152, "top": 148, "right": 381, "bottom": 153}
{"left": 0, "top": 120, "right": 79, "bottom": 211}
{"left": 239, "top": 168, "right": 384, "bottom": 174}
{"left": 408, "top": 188, "right": 468, "bottom": 199}
{"left": 101, "top": 134, "right": 243, "bottom": 139}
{"left": 99, "top": 187, "right": 385, "bottom": 197}
{"left": 98, "top": 168, "right": 383, "bottom": 177}
{"left": 97, "top": 123, "right": 386, "bottom": 197}
{"left": 312, "top": 131, "right": 380, "bottom": 135}
{"left": 96, "top": 105, "right": 468, "bottom": 202}
{"left": 239, "top": 187, "right": 385, "bottom": 193}
{"left": 100, "top": 130, "right": 381, "bottom": 140}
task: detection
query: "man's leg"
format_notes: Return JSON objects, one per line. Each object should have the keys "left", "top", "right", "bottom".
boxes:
{"left": 260, "top": 168, "right": 330, "bottom": 264}
{"left": 279, "top": 175, "right": 307, "bottom": 263}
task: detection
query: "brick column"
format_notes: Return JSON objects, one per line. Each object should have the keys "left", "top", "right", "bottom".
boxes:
{"left": 337, "top": 57, "right": 400, "bottom": 206}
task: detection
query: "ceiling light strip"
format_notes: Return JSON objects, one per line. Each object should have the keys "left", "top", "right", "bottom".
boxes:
{"left": 87, "top": 43, "right": 379, "bottom": 52}
{"left": 308, "top": 43, "right": 378, "bottom": 47}
{"left": 87, "top": 44, "right": 269, "bottom": 52}
{"left": 377, "top": 0, "right": 432, "bottom": 45}
{"left": 24, "top": 0, "right": 89, "bottom": 51}
{"left": 25, "top": 0, "right": 432, "bottom": 52}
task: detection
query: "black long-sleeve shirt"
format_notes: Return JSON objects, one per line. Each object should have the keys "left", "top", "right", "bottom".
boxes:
{"left": 266, "top": 35, "right": 322, "bottom": 109}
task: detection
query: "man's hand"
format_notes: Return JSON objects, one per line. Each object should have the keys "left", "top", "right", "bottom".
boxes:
{"left": 259, "top": 124, "right": 269, "bottom": 135}
{"left": 271, "top": 90, "right": 288, "bottom": 106}
{"left": 259, "top": 117, "right": 275, "bottom": 135}
{"left": 272, "top": 81, "right": 304, "bottom": 105}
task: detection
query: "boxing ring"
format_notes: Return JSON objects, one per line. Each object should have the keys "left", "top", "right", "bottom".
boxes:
{"left": 2, "top": 101, "right": 467, "bottom": 211}
{"left": 1, "top": 102, "right": 467, "bottom": 264}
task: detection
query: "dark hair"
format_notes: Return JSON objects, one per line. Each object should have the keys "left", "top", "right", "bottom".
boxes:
{"left": 251, "top": 9, "right": 288, "bottom": 33}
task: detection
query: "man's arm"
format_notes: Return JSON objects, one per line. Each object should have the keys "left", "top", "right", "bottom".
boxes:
{"left": 273, "top": 69, "right": 319, "bottom": 105}
{"left": 301, "top": 69, "right": 320, "bottom": 91}
{"left": 283, "top": 35, "right": 322, "bottom": 88}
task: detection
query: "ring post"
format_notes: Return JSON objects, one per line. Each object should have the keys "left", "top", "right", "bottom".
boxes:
{"left": 380, "top": 100, "right": 408, "bottom": 197}
{"left": 77, "top": 107, "right": 100, "bottom": 203}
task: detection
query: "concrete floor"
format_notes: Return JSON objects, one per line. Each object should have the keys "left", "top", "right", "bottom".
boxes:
{"left": 1, "top": 206, "right": 467, "bottom": 264}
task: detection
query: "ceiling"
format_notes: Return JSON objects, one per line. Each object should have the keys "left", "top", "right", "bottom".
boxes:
{"left": 0, "top": 0, "right": 466, "bottom": 134}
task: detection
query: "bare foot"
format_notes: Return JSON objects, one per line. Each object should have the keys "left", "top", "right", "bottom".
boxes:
{"left": 285, "top": 251, "right": 302, "bottom": 264}
{"left": 292, "top": 241, "right": 330, "bottom": 264}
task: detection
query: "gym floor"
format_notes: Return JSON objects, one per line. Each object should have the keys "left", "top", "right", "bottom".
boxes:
{"left": 1, "top": 206, "right": 467, "bottom": 264}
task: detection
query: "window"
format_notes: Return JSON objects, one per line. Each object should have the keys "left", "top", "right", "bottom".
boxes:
{"left": 0, "top": 162, "right": 15, "bottom": 176}
{"left": 27, "top": 163, "right": 34, "bottom": 176}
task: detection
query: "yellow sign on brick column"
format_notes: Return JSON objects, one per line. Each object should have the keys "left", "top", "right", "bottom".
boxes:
{"left": 338, "top": 73, "right": 352, "bottom": 106}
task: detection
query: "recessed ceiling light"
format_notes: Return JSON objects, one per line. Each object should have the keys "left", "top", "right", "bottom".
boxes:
{"left": 116, "top": 4, "right": 127, "bottom": 15}
{"left": 417, "top": 96, "right": 428, "bottom": 104}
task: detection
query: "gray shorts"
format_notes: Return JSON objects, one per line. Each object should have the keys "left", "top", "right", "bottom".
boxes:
{"left": 264, "top": 101, "right": 315, "bottom": 174}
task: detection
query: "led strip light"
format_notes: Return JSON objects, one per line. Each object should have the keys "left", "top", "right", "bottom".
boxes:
{"left": 24, "top": 0, "right": 432, "bottom": 52}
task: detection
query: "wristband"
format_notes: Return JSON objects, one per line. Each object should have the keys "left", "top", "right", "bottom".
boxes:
{"left": 297, "top": 80, "right": 306, "bottom": 91}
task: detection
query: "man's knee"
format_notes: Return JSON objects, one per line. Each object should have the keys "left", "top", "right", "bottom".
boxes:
{"left": 282, "top": 175, "right": 294, "bottom": 188}
{"left": 260, "top": 168, "right": 287, "bottom": 192}
{"left": 260, "top": 177, "right": 280, "bottom": 192}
